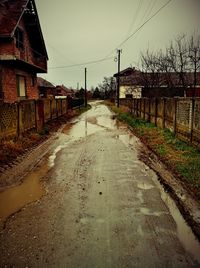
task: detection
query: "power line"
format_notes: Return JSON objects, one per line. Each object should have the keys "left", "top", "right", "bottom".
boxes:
{"left": 126, "top": 0, "right": 144, "bottom": 37}
{"left": 49, "top": 56, "right": 113, "bottom": 69}
{"left": 46, "top": 0, "right": 172, "bottom": 72}
{"left": 139, "top": 0, "right": 158, "bottom": 26}
{"left": 104, "top": 0, "right": 172, "bottom": 59}
{"left": 145, "top": 0, "right": 158, "bottom": 21}
{"left": 47, "top": 42, "right": 76, "bottom": 64}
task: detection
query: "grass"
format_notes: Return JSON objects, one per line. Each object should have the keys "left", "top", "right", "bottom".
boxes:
{"left": 77, "top": 104, "right": 91, "bottom": 115}
{"left": 106, "top": 102, "right": 200, "bottom": 200}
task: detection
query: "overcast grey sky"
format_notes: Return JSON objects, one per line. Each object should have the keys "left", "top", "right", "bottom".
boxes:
{"left": 35, "top": 0, "right": 200, "bottom": 89}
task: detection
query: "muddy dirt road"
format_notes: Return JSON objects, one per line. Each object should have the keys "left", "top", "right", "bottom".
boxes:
{"left": 0, "top": 102, "right": 200, "bottom": 267}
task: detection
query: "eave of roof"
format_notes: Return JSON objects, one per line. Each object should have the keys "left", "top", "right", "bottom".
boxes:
{"left": 0, "top": 0, "right": 48, "bottom": 60}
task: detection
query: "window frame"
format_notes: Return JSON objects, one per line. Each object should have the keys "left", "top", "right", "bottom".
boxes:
{"left": 15, "top": 27, "right": 24, "bottom": 50}
{"left": 16, "top": 75, "right": 27, "bottom": 99}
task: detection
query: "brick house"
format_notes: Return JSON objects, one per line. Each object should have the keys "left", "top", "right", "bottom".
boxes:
{"left": 114, "top": 67, "right": 200, "bottom": 98}
{"left": 37, "top": 77, "right": 56, "bottom": 98}
{"left": 56, "top": 85, "right": 75, "bottom": 97}
{"left": 0, "top": 0, "right": 48, "bottom": 103}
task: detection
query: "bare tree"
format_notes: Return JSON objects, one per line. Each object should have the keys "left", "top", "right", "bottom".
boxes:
{"left": 156, "top": 49, "right": 176, "bottom": 88}
{"left": 140, "top": 49, "right": 161, "bottom": 89}
{"left": 167, "top": 34, "right": 189, "bottom": 94}
{"left": 139, "top": 33, "right": 200, "bottom": 97}
{"left": 188, "top": 34, "right": 200, "bottom": 93}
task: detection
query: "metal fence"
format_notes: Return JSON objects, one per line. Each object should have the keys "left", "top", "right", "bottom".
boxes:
{"left": 119, "top": 97, "right": 200, "bottom": 147}
{"left": 0, "top": 98, "right": 84, "bottom": 140}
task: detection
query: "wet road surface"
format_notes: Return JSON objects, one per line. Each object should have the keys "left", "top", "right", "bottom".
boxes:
{"left": 0, "top": 101, "right": 200, "bottom": 267}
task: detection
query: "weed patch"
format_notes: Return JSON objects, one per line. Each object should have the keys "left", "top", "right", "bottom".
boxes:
{"left": 107, "top": 102, "right": 200, "bottom": 200}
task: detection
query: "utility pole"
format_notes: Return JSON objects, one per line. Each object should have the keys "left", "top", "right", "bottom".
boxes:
{"left": 116, "top": 49, "right": 122, "bottom": 107}
{"left": 84, "top": 67, "right": 87, "bottom": 107}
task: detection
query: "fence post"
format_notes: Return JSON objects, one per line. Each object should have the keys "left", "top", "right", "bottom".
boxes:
{"left": 190, "top": 98, "right": 195, "bottom": 143}
{"left": 143, "top": 98, "right": 146, "bottom": 120}
{"left": 34, "top": 100, "right": 37, "bottom": 130}
{"left": 140, "top": 98, "right": 142, "bottom": 118}
{"left": 17, "top": 102, "right": 20, "bottom": 137}
{"left": 130, "top": 99, "right": 133, "bottom": 114}
{"left": 66, "top": 98, "right": 68, "bottom": 113}
{"left": 148, "top": 98, "right": 151, "bottom": 122}
{"left": 155, "top": 98, "right": 158, "bottom": 126}
{"left": 163, "top": 98, "right": 166, "bottom": 129}
{"left": 56, "top": 99, "right": 58, "bottom": 118}
{"left": 136, "top": 99, "right": 137, "bottom": 117}
{"left": 50, "top": 100, "right": 52, "bottom": 119}
{"left": 61, "top": 99, "right": 63, "bottom": 115}
{"left": 173, "top": 98, "right": 177, "bottom": 135}
{"left": 36, "top": 100, "right": 44, "bottom": 131}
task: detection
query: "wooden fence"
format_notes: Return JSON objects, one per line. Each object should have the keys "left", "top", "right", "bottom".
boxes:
{"left": 119, "top": 97, "right": 200, "bottom": 147}
{"left": 0, "top": 98, "right": 84, "bottom": 140}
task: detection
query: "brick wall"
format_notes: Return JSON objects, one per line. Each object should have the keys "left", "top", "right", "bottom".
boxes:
{"left": 0, "top": 16, "right": 47, "bottom": 103}
{"left": 0, "top": 40, "right": 15, "bottom": 56}
{"left": 2, "top": 65, "right": 38, "bottom": 103}
{"left": 2, "top": 67, "right": 17, "bottom": 103}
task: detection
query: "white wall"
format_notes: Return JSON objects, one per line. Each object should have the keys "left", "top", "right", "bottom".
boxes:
{"left": 119, "top": 86, "right": 142, "bottom": 98}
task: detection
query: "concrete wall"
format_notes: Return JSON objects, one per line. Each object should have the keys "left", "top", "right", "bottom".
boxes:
{"left": 120, "top": 97, "right": 200, "bottom": 148}
{"left": 0, "top": 98, "right": 82, "bottom": 140}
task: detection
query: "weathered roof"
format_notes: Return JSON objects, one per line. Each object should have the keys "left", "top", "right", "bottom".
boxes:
{"left": 0, "top": 0, "right": 29, "bottom": 36}
{"left": 37, "top": 77, "right": 55, "bottom": 88}
{"left": 114, "top": 67, "right": 200, "bottom": 87}
{"left": 0, "top": 0, "right": 48, "bottom": 59}
{"left": 113, "top": 67, "right": 136, "bottom": 77}
{"left": 56, "top": 85, "right": 74, "bottom": 93}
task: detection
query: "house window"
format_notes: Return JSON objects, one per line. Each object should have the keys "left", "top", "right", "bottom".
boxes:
{"left": 15, "top": 28, "right": 24, "bottom": 50}
{"left": 16, "top": 75, "right": 26, "bottom": 98}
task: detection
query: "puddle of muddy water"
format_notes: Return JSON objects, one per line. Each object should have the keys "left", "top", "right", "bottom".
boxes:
{"left": 137, "top": 182, "right": 154, "bottom": 190}
{"left": 116, "top": 134, "right": 138, "bottom": 147}
{"left": 152, "top": 175, "right": 200, "bottom": 263}
{"left": 0, "top": 163, "right": 48, "bottom": 223}
{"left": 69, "top": 119, "right": 103, "bottom": 138}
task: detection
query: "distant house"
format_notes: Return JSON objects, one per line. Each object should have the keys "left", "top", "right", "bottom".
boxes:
{"left": 114, "top": 68, "right": 142, "bottom": 98}
{"left": 0, "top": 0, "right": 48, "bottom": 103}
{"left": 56, "top": 85, "right": 75, "bottom": 97}
{"left": 114, "top": 67, "right": 200, "bottom": 98}
{"left": 37, "top": 77, "right": 56, "bottom": 98}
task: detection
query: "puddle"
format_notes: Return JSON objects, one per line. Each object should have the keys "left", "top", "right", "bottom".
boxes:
{"left": 86, "top": 116, "right": 97, "bottom": 125}
{"left": 0, "top": 163, "right": 48, "bottom": 223}
{"left": 140, "top": 207, "right": 166, "bottom": 216}
{"left": 137, "top": 182, "right": 154, "bottom": 190}
{"left": 69, "top": 119, "right": 103, "bottom": 138}
{"left": 152, "top": 174, "right": 200, "bottom": 263}
{"left": 49, "top": 142, "right": 72, "bottom": 168}
{"left": 96, "top": 114, "right": 117, "bottom": 130}
{"left": 116, "top": 134, "right": 138, "bottom": 147}
{"left": 63, "top": 104, "right": 118, "bottom": 139}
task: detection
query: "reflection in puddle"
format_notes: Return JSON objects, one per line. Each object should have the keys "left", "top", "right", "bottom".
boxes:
{"left": 97, "top": 114, "right": 117, "bottom": 130}
{"left": 66, "top": 105, "right": 118, "bottom": 139}
{"left": 152, "top": 175, "right": 200, "bottom": 263}
{"left": 69, "top": 120, "right": 103, "bottom": 138}
{"left": 0, "top": 163, "right": 48, "bottom": 223}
